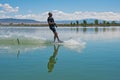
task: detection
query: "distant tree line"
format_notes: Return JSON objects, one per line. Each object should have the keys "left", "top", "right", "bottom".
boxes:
{"left": 0, "top": 19, "right": 120, "bottom": 27}
{"left": 70, "top": 19, "right": 120, "bottom": 27}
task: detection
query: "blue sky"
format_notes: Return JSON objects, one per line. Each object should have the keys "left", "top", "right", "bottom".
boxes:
{"left": 1, "top": 0, "right": 120, "bottom": 13}
{"left": 0, "top": 0, "right": 120, "bottom": 21}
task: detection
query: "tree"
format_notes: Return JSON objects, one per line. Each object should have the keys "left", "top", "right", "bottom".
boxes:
{"left": 106, "top": 22, "right": 110, "bottom": 26}
{"left": 70, "top": 22, "right": 73, "bottom": 26}
{"left": 82, "top": 20, "right": 87, "bottom": 27}
{"left": 94, "top": 19, "right": 99, "bottom": 25}
{"left": 76, "top": 20, "right": 79, "bottom": 26}
{"left": 73, "top": 23, "right": 76, "bottom": 26}
{"left": 111, "top": 21, "right": 116, "bottom": 25}
{"left": 103, "top": 20, "right": 107, "bottom": 26}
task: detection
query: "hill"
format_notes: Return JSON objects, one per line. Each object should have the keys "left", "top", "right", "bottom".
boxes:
{"left": 0, "top": 18, "right": 40, "bottom": 24}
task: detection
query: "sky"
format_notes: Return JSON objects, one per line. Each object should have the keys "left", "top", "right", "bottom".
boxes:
{"left": 0, "top": 0, "right": 120, "bottom": 21}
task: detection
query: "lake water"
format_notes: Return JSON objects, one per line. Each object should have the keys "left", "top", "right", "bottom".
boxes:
{"left": 0, "top": 26, "right": 120, "bottom": 80}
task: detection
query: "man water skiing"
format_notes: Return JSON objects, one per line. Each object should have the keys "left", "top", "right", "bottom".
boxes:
{"left": 47, "top": 12, "right": 62, "bottom": 42}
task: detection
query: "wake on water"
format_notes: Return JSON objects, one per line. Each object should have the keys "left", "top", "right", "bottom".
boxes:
{"left": 0, "top": 27, "right": 86, "bottom": 52}
{"left": 0, "top": 37, "right": 86, "bottom": 53}
{"left": 62, "top": 39, "right": 86, "bottom": 52}
{"left": 0, "top": 37, "right": 86, "bottom": 45}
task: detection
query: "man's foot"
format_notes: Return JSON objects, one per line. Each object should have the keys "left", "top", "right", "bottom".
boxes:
{"left": 58, "top": 40, "right": 63, "bottom": 43}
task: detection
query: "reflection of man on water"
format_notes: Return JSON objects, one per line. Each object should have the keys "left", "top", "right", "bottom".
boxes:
{"left": 48, "top": 45, "right": 60, "bottom": 72}
{"left": 17, "top": 50, "right": 20, "bottom": 59}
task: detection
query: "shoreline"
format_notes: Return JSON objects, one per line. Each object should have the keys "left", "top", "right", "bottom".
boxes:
{"left": 0, "top": 24, "right": 120, "bottom": 27}
{"left": 0, "top": 25, "right": 120, "bottom": 27}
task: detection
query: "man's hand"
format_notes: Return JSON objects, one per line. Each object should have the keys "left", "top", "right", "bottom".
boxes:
{"left": 54, "top": 23, "right": 57, "bottom": 27}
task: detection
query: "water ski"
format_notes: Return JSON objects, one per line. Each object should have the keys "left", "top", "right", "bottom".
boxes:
{"left": 54, "top": 40, "right": 64, "bottom": 44}
{"left": 58, "top": 40, "right": 64, "bottom": 43}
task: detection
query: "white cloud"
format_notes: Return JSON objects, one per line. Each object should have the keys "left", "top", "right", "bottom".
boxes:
{"left": 14, "top": 10, "right": 120, "bottom": 21}
{"left": 28, "top": 10, "right": 32, "bottom": 13}
{"left": 0, "top": 9, "right": 120, "bottom": 21}
{"left": 0, "top": 3, "right": 19, "bottom": 13}
{"left": 0, "top": 14, "right": 10, "bottom": 18}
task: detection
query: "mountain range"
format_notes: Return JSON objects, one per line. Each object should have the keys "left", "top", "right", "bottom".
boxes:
{"left": 0, "top": 18, "right": 119, "bottom": 24}
{"left": 0, "top": 18, "right": 40, "bottom": 24}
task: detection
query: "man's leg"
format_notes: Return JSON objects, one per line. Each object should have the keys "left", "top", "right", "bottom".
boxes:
{"left": 54, "top": 34, "right": 56, "bottom": 42}
{"left": 54, "top": 32, "right": 60, "bottom": 42}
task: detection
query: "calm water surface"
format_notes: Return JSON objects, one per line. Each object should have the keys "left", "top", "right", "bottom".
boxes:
{"left": 0, "top": 26, "right": 120, "bottom": 80}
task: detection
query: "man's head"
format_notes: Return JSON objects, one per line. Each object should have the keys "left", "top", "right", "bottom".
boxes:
{"left": 48, "top": 12, "right": 52, "bottom": 17}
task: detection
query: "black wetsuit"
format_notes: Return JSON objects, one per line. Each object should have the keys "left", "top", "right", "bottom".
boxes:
{"left": 47, "top": 17, "right": 56, "bottom": 32}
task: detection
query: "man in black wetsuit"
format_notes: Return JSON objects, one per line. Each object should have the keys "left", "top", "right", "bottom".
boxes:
{"left": 47, "top": 12, "right": 62, "bottom": 42}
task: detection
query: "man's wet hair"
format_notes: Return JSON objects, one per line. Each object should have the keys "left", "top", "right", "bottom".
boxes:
{"left": 48, "top": 12, "right": 52, "bottom": 15}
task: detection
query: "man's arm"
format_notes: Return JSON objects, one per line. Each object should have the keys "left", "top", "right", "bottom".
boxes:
{"left": 48, "top": 21, "right": 57, "bottom": 27}
{"left": 54, "top": 23, "right": 57, "bottom": 27}
{"left": 48, "top": 21, "right": 55, "bottom": 25}
{"left": 47, "top": 17, "right": 57, "bottom": 27}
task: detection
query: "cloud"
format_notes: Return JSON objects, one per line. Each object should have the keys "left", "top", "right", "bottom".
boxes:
{"left": 51, "top": 10, "right": 120, "bottom": 21}
{"left": 0, "top": 9, "right": 120, "bottom": 21}
{"left": 0, "top": 3, "right": 19, "bottom": 13}
{"left": 0, "top": 14, "right": 10, "bottom": 18}
{"left": 14, "top": 10, "right": 120, "bottom": 21}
